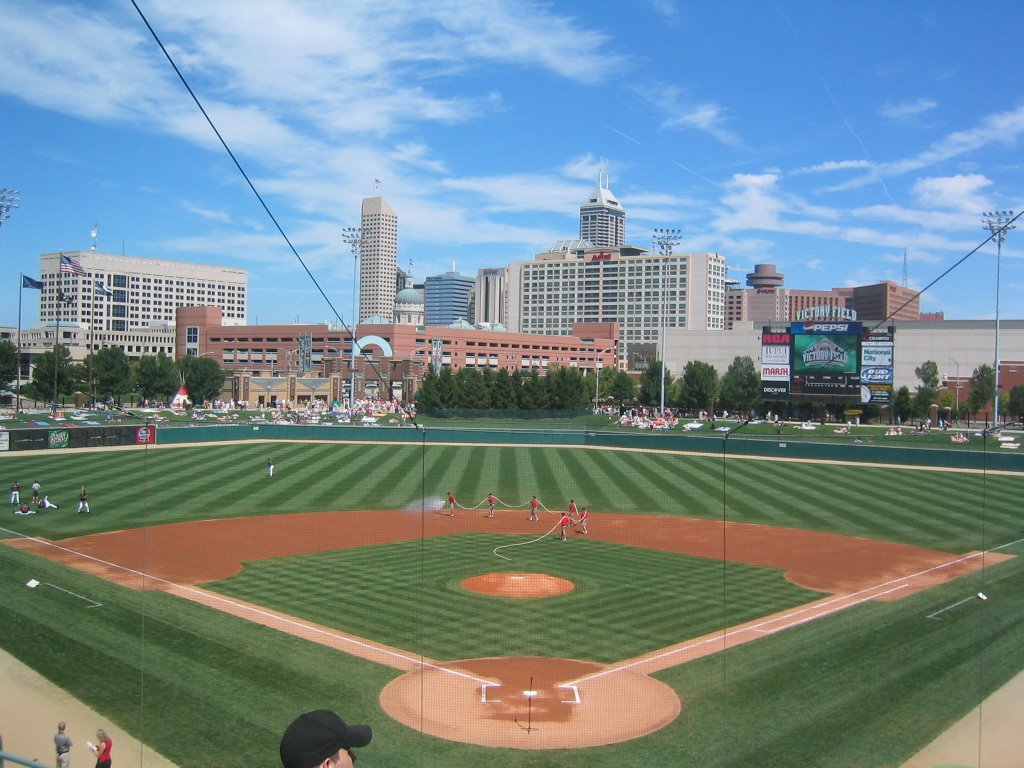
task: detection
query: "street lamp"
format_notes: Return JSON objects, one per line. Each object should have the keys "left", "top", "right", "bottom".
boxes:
{"left": 341, "top": 226, "right": 365, "bottom": 411}
{"left": 982, "top": 211, "right": 1015, "bottom": 427}
{"left": 948, "top": 357, "right": 960, "bottom": 420}
{"left": 652, "top": 228, "right": 682, "bottom": 415}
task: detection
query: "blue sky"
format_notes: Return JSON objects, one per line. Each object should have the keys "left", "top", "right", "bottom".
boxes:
{"left": 1, "top": 0, "right": 1022, "bottom": 328}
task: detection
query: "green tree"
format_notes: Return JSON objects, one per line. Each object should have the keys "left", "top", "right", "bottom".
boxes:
{"left": 639, "top": 361, "right": 669, "bottom": 408}
{"left": 455, "top": 368, "right": 490, "bottom": 409}
{"left": 0, "top": 339, "right": 17, "bottom": 387}
{"left": 608, "top": 369, "right": 636, "bottom": 405}
{"left": 677, "top": 361, "right": 719, "bottom": 414}
{"left": 91, "top": 347, "right": 133, "bottom": 402}
{"left": 415, "top": 368, "right": 441, "bottom": 409}
{"left": 518, "top": 370, "right": 549, "bottom": 409}
{"left": 912, "top": 360, "right": 940, "bottom": 417}
{"left": 718, "top": 356, "right": 761, "bottom": 417}
{"left": 135, "top": 353, "right": 181, "bottom": 404}
{"left": 966, "top": 364, "right": 995, "bottom": 423}
{"left": 490, "top": 369, "right": 519, "bottom": 409}
{"left": 177, "top": 355, "right": 225, "bottom": 405}
{"left": 1008, "top": 384, "right": 1024, "bottom": 421}
{"left": 546, "top": 366, "right": 588, "bottom": 409}
{"left": 893, "top": 386, "right": 912, "bottom": 423}
{"left": 27, "top": 347, "right": 74, "bottom": 403}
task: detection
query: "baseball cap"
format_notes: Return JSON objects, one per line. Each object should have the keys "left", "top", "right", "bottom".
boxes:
{"left": 280, "top": 710, "right": 372, "bottom": 768}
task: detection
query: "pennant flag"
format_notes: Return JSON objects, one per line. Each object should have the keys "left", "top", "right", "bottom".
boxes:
{"left": 59, "top": 253, "right": 87, "bottom": 276}
{"left": 22, "top": 275, "right": 44, "bottom": 289}
{"left": 94, "top": 281, "right": 113, "bottom": 297}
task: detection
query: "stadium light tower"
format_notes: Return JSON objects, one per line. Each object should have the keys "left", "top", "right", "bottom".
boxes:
{"left": 982, "top": 211, "right": 1015, "bottom": 428}
{"left": 0, "top": 188, "right": 20, "bottom": 269}
{"left": 341, "top": 226, "right": 365, "bottom": 411}
{"left": 652, "top": 228, "right": 682, "bottom": 414}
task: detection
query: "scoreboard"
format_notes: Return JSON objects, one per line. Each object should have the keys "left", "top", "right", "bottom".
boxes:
{"left": 762, "top": 322, "right": 893, "bottom": 404}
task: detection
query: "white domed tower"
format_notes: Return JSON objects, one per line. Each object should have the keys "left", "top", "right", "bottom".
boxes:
{"left": 394, "top": 286, "right": 424, "bottom": 325}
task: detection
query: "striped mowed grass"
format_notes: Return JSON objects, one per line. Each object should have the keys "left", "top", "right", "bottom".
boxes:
{"left": 1, "top": 437, "right": 1023, "bottom": 768}
{"left": 1, "top": 439, "right": 1020, "bottom": 551}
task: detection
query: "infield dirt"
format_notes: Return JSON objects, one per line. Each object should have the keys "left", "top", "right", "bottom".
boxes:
{"left": 5, "top": 509, "right": 1009, "bottom": 749}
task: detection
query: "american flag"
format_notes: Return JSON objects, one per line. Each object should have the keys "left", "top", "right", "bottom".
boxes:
{"left": 59, "top": 253, "right": 87, "bottom": 276}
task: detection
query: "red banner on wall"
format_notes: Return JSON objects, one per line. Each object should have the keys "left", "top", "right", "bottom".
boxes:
{"left": 135, "top": 425, "right": 157, "bottom": 444}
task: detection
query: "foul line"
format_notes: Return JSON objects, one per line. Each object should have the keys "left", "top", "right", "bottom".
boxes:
{"left": 567, "top": 546, "right": 1009, "bottom": 687}
{"left": 927, "top": 594, "right": 982, "bottom": 620}
{"left": 44, "top": 582, "right": 103, "bottom": 608}
{"left": 0, "top": 529, "right": 498, "bottom": 688}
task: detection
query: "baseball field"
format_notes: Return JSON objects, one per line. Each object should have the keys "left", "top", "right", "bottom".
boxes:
{"left": 1, "top": 428, "right": 1023, "bottom": 767}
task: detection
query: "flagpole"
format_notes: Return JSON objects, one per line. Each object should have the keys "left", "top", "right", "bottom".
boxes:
{"left": 16, "top": 273, "right": 23, "bottom": 414}
{"left": 88, "top": 283, "right": 95, "bottom": 407}
{"left": 53, "top": 286, "right": 62, "bottom": 414}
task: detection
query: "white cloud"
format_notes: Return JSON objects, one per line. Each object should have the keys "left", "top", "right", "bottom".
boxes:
{"left": 792, "top": 159, "right": 874, "bottom": 175}
{"left": 635, "top": 83, "right": 741, "bottom": 147}
{"left": 911, "top": 174, "right": 992, "bottom": 212}
{"left": 438, "top": 173, "right": 586, "bottom": 214}
{"left": 561, "top": 154, "right": 606, "bottom": 183}
{"left": 880, "top": 98, "right": 937, "bottom": 120}
{"left": 182, "top": 201, "right": 233, "bottom": 224}
{"left": 831, "top": 105, "right": 1024, "bottom": 190}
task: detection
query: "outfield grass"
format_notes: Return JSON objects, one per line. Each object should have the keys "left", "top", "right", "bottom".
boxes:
{"left": 1, "top": 435, "right": 1023, "bottom": 767}
{"left": 1, "top": 440, "right": 1020, "bottom": 550}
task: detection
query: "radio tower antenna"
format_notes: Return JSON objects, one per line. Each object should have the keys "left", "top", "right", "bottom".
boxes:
{"left": 902, "top": 248, "right": 908, "bottom": 287}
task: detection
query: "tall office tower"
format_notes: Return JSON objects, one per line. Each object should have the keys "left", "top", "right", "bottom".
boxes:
{"left": 359, "top": 196, "right": 398, "bottom": 322}
{"left": 473, "top": 267, "right": 507, "bottom": 326}
{"left": 507, "top": 242, "right": 727, "bottom": 347}
{"left": 424, "top": 269, "right": 475, "bottom": 326}
{"left": 579, "top": 172, "right": 625, "bottom": 248}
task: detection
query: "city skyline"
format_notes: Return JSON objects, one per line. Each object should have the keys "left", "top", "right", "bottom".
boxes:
{"left": 1, "top": 1, "right": 1023, "bottom": 330}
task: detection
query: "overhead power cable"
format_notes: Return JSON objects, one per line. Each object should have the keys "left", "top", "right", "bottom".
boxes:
{"left": 130, "top": 0, "right": 387, "bottom": 384}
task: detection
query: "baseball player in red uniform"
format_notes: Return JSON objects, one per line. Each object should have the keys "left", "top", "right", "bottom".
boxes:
{"left": 559, "top": 512, "right": 572, "bottom": 541}
{"left": 487, "top": 493, "right": 496, "bottom": 518}
{"left": 529, "top": 495, "right": 540, "bottom": 521}
{"left": 576, "top": 506, "right": 589, "bottom": 534}
{"left": 446, "top": 491, "right": 456, "bottom": 516}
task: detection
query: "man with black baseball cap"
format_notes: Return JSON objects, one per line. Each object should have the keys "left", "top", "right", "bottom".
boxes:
{"left": 280, "top": 709, "right": 372, "bottom": 768}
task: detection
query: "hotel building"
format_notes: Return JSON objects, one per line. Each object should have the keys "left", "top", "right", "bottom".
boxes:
{"left": 506, "top": 242, "right": 727, "bottom": 364}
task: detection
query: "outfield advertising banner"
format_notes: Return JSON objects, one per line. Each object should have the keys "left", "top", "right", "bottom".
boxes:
{"left": 760, "top": 328, "right": 792, "bottom": 400}
{"left": 136, "top": 425, "right": 157, "bottom": 444}
{"left": 860, "top": 331, "right": 894, "bottom": 404}
{"left": 47, "top": 430, "right": 70, "bottom": 449}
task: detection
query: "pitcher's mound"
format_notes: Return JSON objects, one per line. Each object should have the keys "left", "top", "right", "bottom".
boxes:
{"left": 379, "top": 656, "right": 681, "bottom": 749}
{"left": 461, "top": 572, "right": 574, "bottom": 598}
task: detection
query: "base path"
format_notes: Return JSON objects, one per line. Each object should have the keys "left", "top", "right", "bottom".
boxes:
{"left": 5, "top": 510, "right": 1007, "bottom": 749}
